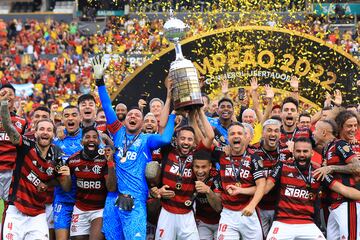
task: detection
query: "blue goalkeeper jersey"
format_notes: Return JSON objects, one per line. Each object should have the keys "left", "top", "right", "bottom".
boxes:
{"left": 53, "top": 129, "right": 83, "bottom": 203}
{"left": 98, "top": 85, "right": 175, "bottom": 202}
{"left": 208, "top": 117, "right": 229, "bottom": 146}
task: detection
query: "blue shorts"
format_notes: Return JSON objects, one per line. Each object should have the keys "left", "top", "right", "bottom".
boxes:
{"left": 102, "top": 192, "right": 123, "bottom": 240}
{"left": 117, "top": 199, "right": 147, "bottom": 240}
{"left": 53, "top": 202, "right": 74, "bottom": 230}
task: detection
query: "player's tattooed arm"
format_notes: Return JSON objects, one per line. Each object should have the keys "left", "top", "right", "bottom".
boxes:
{"left": 330, "top": 157, "right": 360, "bottom": 175}
{"left": 0, "top": 100, "right": 20, "bottom": 145}
{"left": 314, "top": 157, "right": 360, "bottom": 181}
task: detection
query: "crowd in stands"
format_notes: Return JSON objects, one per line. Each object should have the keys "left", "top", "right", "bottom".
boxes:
{"left": 0, "top": 16, "right": 359, "bottom": 119}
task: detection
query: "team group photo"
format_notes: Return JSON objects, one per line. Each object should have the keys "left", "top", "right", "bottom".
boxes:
{"left": 0, "top": 0, "right": 359, "bottom": 239}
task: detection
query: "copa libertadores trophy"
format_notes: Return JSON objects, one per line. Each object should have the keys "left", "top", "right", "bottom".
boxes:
{"left": 164, "top": 10, "right": 203, "bottom": 110}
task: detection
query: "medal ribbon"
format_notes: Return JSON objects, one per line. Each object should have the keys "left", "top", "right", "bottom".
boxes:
{"left": 295, "top": 164, "right": 312, "bottom": 190}
{"left": 260, "top": 143, "right": 280, "bottom": 164}
{"left": 176, "top": 155, "right": 192, "bottom": 182}
{"left": 281, "top": 127, "right": 298, "bottom": 142}
{"left": 229, "top": 150, "right": 247, "bottom": 183}
{"left": 122, "top": 132, "right": 141, "bottom": 158}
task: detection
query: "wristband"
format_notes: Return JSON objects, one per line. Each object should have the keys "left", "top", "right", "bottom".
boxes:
{"left": 107, "top": 161, "right": 115, "bottom": 168}
{"left": 1, "top": 100, "right": 8, "bottom": 106}
{"left": 96, "top": 77, "right": 105, "bottom": 86}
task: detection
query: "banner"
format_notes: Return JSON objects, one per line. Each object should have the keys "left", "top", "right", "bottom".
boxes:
{"left": 13, "top": 83, "right": 34, "bottom": 97}
{"left": 313, "top": 3, "right": 360, "bottom": 16}
{"left": 111, "top": 26, "right": 359, "bottom": 110}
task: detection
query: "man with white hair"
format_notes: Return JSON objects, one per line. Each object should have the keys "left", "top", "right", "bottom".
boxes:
{"left": 242, "top": 109, "right": 257, "bottom": 126}
{"left": 249, "top": 119, "right": 292, "bottom": 237}
{"left": 242, "top": 108, "right": 262, "bottom": 145}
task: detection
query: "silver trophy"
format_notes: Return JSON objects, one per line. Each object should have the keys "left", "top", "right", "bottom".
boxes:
{"left": 164, "top": 10, "right": 203, "bottom": 110}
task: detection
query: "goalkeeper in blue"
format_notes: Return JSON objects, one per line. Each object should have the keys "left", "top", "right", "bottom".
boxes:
{"left": 91, "top": 55, "right": 175, "bottom": 240}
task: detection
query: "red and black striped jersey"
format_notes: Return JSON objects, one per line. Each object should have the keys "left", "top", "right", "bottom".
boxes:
{"left": 160, "top": 142, "right": 207, "bottom": 214}
{"left": 216, "top": 149, "right": 264, "bottom": 211}
{"left": 250, "top": 142, "right": 292, "bottom": 210}
{"left": 195, "top": 168, "right": 222, "bottom": 225}
{"left": 350, "top": 141, "right": 360, "bottom": 158}
{"left": 9, "top": 136, "right": 61, "bottom": 216}
{"left": 269, "top": 161, "right": 335, "bottom": 224}
{"left": 68, "top": 151, "right": 109, "bottom": 211}
{"left": 280, "top": 127, "right": 312, "bottom": 145}
{"left": 0, "top": 113, "right": 26, "bottom": 171}
{"left": 322, "top": 139, "right": 357, "bottom": 209}
{"left": 21, "top": 130, "right": 59, "bottom": 204}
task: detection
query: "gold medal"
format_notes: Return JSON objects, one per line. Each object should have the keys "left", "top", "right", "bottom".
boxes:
{"left": 121, "top": 157, "right": 126, "bottom": 163}
{"left": 235, "top": 182, "right": 241, "bottom": 187}
{"left": 184, "top": 200, "right": 192, "bottom": 206}
{"left": 175, "top": 183, "right": 182, "bottom": 190}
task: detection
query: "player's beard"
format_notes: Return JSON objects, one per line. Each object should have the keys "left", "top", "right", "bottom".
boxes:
{"left": 118, "top": 114, "right": 126, "bottom": 121}
{"left": 295, "top": 156, "right": 311, "bottom": 171}
{"left": 36, "top": 135, "right": 52, "bottom": 148}
{"left": 83, "top": 145, "right": 100, "bottom": 159}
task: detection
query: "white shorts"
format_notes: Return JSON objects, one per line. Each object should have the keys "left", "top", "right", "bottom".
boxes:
{"left": 216, "top": 208, "right": 263, "bottom": 240}
{"left": 266, "top": 221, "right": 325, "bottom": 240}
{"left": 45, "top": 204, "right": 54, "bottom": 229}
{"left": 197, "top": 220, "right": 218, "bottom": 240}
{"left": 259, "top": 209, "right": 274, "bottom": 237}
{"left": 70, "top": 206, "right": 103, "bottom": 237}
{"left": 327, "top": 201, "right": 360, "bottom": 240}
{"left": 0, "top": 170, "right": 13, "bottom": 201}
{"left": 3, "top": 205, "right": 49, "bottom": 240}
{"left": 155, "top": 207, "right": 199, "bottom": 240}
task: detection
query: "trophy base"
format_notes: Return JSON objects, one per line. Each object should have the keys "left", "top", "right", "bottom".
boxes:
{"left": 174, "top": 99, "right": 204, "bottom": 111}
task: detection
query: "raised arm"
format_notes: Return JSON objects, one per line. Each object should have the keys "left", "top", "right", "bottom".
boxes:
{"left": 0, "top": 90, "right": 21, "bottom": 145}
{"left": 158, "top": 76, "right": 172, "bottom": 133}
{"left": 197, "top": 108, "right": 214, "bottom": 149}
{"left": 188, "top": 110, "right": 203, "bottom": 145}
{"left": 91, "top": 55, "right": 118, "bottom": 125}
{"left": 261, "top": 85, "right": 274, "bottom": 124}
{"left": 289, "top": 75, "right": 299, "bottom": 101}
{"left": 148, "top": 114, "right": 176, "bottom": 150}
{"left": 250, "top": 77, "right": 263, "bottom": 122}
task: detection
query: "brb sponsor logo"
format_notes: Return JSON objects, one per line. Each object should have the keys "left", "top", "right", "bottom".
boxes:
{"left": 225, "top": 167, "right": 250, "bottom": 178}
{"left": 284, "top": 187, "right": 310, "bottom": 199}
{"left": 0, "top": 132, "right": 10, "bottom": 141}
{"left": 27, "top": 171, "right": 41, "bottom": 187}
{"left": 77, "top": 180, "right": 101, "bottom": 189}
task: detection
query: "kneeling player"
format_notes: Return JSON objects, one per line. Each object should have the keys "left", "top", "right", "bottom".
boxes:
{"left": 68, "top": 127, "right": 117, "bottom": 240}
